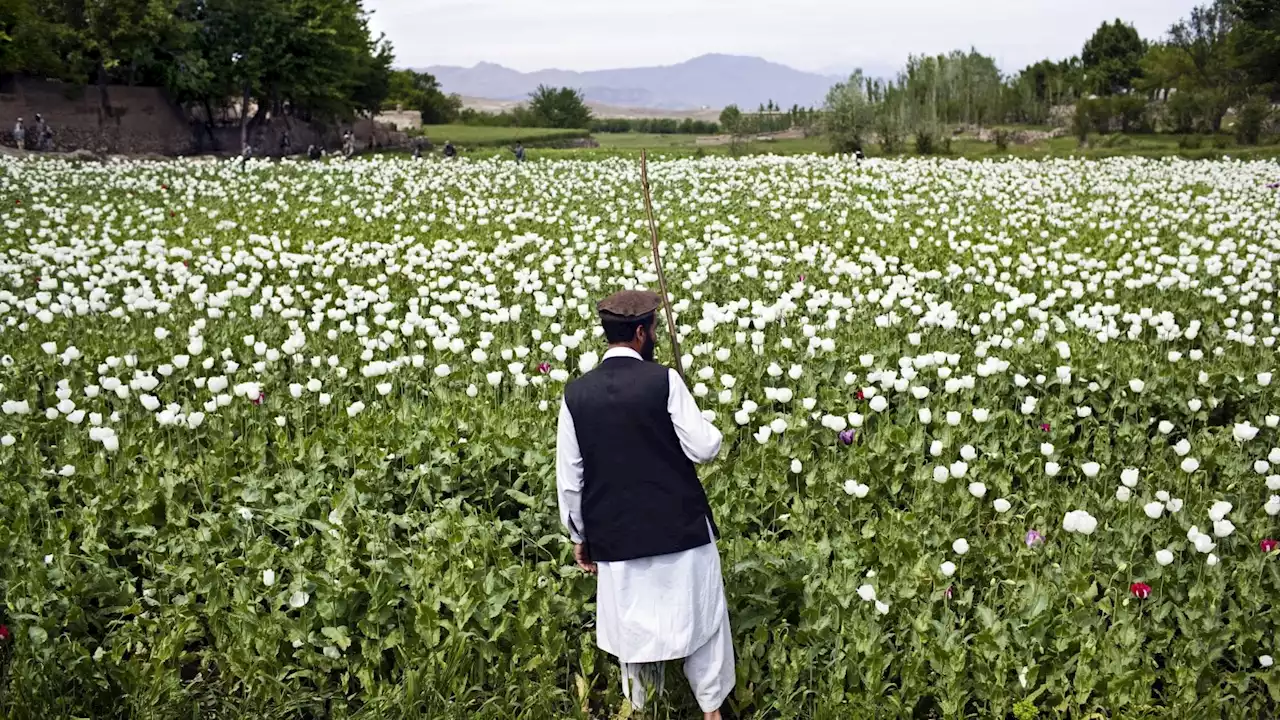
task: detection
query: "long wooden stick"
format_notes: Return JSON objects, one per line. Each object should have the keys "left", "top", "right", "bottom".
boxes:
{"left": 639, "top": 150, "right": 685, "bottom": 380}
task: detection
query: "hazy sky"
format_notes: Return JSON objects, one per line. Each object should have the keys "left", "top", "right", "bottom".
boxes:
{"left": 368, "top": 0, "right": 1201, "bottom": 75}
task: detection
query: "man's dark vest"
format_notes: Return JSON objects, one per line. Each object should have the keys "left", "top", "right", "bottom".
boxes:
{"left": 564, "top": 356, "right": 718, "bottom": 562}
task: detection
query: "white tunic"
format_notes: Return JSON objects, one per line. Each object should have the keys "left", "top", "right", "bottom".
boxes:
{"left": 556, "top": 346, "right": 725, "bottom": 663}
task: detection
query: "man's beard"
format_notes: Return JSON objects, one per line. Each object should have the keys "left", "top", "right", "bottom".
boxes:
{"left": 640, "top": 330, "right": 656, "bottom": 362}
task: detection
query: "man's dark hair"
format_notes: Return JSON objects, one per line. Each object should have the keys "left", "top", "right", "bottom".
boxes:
{"left": 602, "top": 313, "right": 654, "bottom": 344}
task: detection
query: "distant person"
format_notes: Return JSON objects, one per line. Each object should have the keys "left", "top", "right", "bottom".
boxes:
{"left": 853, "top": 147, "right": 864, "bottom": 164}
{"left": 307, "top": 144, "right": 322, "bottom": 161}
{"left": 280, "top": 131, "right": 292, "bottom": 156}
{"left": 12, "top": 117, "right": 24, "bottom": 150}
{"left": 342, "top": 131, "right": 355, "bottom": 158}
{"left": 34, "top": 114, "right": 50, "bottom": 151}
{"left": 513, "top": 142, "right": 526, "bottom": 163}
{"left": 412, "top": 141, "right": 422, "bottom": 160}
{"left": 239, "top": 142, "right": 253, "bottom": 167}
{"left": 443, "top": 141, "right": 457, "bottom": 159}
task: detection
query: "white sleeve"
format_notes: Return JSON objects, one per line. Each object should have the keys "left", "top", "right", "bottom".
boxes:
{"left": 555, "top": 399, "right": 587, "bottom": 543}
{"left": 668, "top": 368, "right": 723, "bottom": 464}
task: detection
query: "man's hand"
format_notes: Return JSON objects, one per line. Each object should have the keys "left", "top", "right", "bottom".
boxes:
{"left": 573, "top": 543, "right": 597, "bottom": 574}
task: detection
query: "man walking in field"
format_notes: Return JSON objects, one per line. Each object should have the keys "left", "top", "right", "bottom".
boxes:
{"left": 11, "top": 117, "right": 24, "bottom": 150}
{"left": 556, "top": 290, "right": 734, "bottom": 720}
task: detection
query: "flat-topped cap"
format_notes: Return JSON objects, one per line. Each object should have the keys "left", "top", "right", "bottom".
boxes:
{"left": 598, "top": 290, "right": 661, "bottom": 320}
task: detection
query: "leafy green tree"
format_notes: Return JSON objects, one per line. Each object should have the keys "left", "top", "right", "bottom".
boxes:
{"left": 1229, "top": 0, "right": 1280, "bottom": 89}
{"left": 823, "top": 70, "right": 875, "bottom": 152}
{"left": 387, "top": 69, "right": 462, "bottom": 124}
{"left": 527, "top": 85, "right": 591, "bottom": 129}
{"left": 1142, "top": 3, "right": 1242, "bottom": 132}
{"left": 1082, "top": 20, "right": 1146, "bottom": 94}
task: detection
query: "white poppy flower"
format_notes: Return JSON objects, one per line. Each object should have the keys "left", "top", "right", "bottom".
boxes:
{"left": 1233, "top": 422, "right": 1259, "bottom": 442}
{"left": 1143, "top": 502, "right": 1164, "bottom": 519}
{"left": 1156, "top": 549, "right": 1174, "bottom": 566}
{"left": 952, "top": 538, "right": 970, "bottom": 555}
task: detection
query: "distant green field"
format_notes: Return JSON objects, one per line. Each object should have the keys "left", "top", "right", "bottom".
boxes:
{"left": 400, "top": 125, "right": 1280, "bottom": 162}
{"left": 593, "top": 133, "right": 701, "bottom": 148}
{"left": 416, "top": 125, "right": 588, "bottom": 147}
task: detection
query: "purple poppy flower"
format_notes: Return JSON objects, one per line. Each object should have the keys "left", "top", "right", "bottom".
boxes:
{"left": 838, "top": 429, "right": 855, "bottom": 446}
{"left": 1025, "top": 529, "right": 1044, "bottom": 547}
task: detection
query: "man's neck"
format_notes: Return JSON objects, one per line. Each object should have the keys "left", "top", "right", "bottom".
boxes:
{"left": 605, "top": 344, "right": 644, "bottom": 360}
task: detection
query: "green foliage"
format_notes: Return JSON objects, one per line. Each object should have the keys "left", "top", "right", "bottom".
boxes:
{"left": 719, "top": 105, "right": 742, "bottom": 133}
{"left": 2, "top": 0, "right": 391, "bottom": 128}
{"left": 1082, "top": 19, "right": 1146, "bottom": 94}
{"left": 1110, "top": 95, "right": 1149, "bottom": 132}
{"left": 1073, "top": 101, "right": 1092, "bottom": 145}
{"left": 912, "top": 128, "right": 937, "bottom": 155}
{"left": 1166, "top": 91, "right": 1200, "bottom": 133}
{"left": 2, "top": 157, "right": 1280, "bottom": 718}
{"left": 1086, "top": 96, "right": 1114, "bottom": 134}
{"left": 527, "top": 85, "right": 592, "bottom": 129}
{"left": 1229, "top": 0, "right": 1280, "bottom": 89}
{"left": 587, "top": 118, "right": 719, "bottom": 135}
{"left": 386, "top": 70, "right": 462, "bottom": 124}
{"left": 1234, "top": 96, "right": 1271, "bottom": 144}
{"left": 823, "top": 71, "right": 874, "bottom": 153}
{"left": 414, "top": 124, "right": 589, "bottom": 148}
{"left": 1005, "top": 57, "right": 1086, "bottom": 125}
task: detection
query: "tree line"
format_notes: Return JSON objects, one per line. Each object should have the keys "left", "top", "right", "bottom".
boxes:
{"left": 824, "top": 0, "right": 1280, "bottom": 152}
{"left": 1, "top": 0, "right": 393, "bottom": 147}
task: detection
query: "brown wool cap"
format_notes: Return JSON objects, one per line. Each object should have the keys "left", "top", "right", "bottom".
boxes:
{"left": 597, "top": 289, "right": 662, "bottom": 320}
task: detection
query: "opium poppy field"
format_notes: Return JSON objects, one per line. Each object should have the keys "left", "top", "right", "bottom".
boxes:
{"left": 0, "top": 155, "right": 1278, "bottom": 719}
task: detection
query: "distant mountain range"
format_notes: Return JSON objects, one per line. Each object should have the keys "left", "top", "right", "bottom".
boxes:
{"left": 420, "top": 54, "right": 840, "bottom": 111}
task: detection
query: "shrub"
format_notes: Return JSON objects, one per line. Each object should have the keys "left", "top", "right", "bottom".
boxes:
{"left": 914, "top": 130, "right": 936, "bottom": 155}
{"left": 1235, "top": 98, "right": 1270, "bottom": 146}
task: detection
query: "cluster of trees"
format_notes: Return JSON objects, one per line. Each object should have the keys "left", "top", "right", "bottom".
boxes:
{"left": 718, "top": 104, "right": 820, "bottom": 136}
{"left": 824, "top": 1, "right": 1280, "bottom": 152}
{"left": 1, "top": 0, "right": 393, "bottom": 147}
{"left": 589, "top": 118, "right": 719, "bottom": 134}
{"left": 450, "top": 85, "right": 593, "bottom": 129}
{"left": 384, "top": 70, "right": 462, "bottom": 125}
